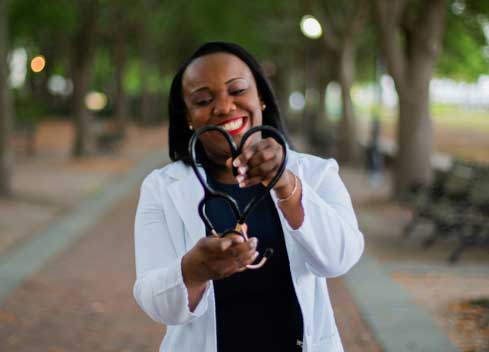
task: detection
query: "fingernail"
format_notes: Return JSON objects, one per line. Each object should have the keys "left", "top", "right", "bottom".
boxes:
{"left": 233, "top": 159, "right": 240, "bottom": 167}
{"left": 238, "top": 166, "right": 248, "bottom": 175}
{"left": 236, "top": 175, "right": 244, "bottom": 183}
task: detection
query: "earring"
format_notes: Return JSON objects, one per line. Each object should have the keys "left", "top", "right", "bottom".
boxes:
{"left": 261, "top": 103, "right": 266, "bottom": 111}
{"left": 188, "top": 123, "right": 193, "bottom": 131}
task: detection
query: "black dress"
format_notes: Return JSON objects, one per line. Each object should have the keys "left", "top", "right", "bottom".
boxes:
{"left": 205, "top": 175, "right": 303, "bottom": 352}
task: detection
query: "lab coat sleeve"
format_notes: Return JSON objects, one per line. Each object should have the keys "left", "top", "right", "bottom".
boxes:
{"left": 275, "top": 156, "right": 364, "bottom": 278}
{"left": 133, "top": 171, "right": 211, "bottom": 325}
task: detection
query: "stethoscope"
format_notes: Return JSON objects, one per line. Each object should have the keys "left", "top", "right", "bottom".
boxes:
{"left": 188, "top": 125, "right": 288, "bottom": 269}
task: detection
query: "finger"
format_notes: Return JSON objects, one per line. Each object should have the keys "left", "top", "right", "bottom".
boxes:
{"left": 225, "top": 232, "right": 245, "bottom": 243}
{"left": 247, "top": 144, "right": 278, "bottom": 167}
{"left": 225, "top": 157, "right": 233, "bottom": 169}
{"left": 233, "top": 137, "right": 273, "bottom": 168}
{"left": 241, "top": 223, "right": 248, "bottom": 235}
{"left": 239, "top": 175, "right": 264, "bottom": 188}
{"left": 224, "top": 237, "right": 258, "bottom": 259}
{"left": 232, "top": 144, "right": 257, "bottom": 168}
{"left": 240, "top": 251, "right": 260, "bottom": 267}
{"left": 233, "top": 137, "right": 279, "bottom": 168}
{"left": 218, "top": 237, "right": 234, "bottom": 251}
{"left": 247, "top": 159, "right": 278, "bottom": 179}
{"left": 234, "top": 247, "right": 258, "bottom": 269}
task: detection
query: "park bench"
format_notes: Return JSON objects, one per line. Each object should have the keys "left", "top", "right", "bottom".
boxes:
{"left": 93, "top": 120, "right": 125, "bottom": 153}
{"left": 13, "top": 120, "right": 37, "bottom": 156}
{"left": 403, "top": 161, "right": 489, "bottom": 262}
{"left": 448, "top": 166, "right": 489, "bottom": 262}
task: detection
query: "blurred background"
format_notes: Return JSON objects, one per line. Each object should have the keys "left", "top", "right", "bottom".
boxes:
{"left": 0, "top": 0, "right": 488, "bottom": 351}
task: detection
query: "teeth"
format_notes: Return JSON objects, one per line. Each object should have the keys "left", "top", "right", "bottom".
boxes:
{"left": 221, "top": 118, "right": 243, "bottom": 131}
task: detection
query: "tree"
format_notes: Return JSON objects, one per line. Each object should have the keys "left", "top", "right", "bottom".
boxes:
{"left": 0, "top": 0, "right": 12, "bottom": 197}
{"left": 437, "top": 0, "right": 489, "bottom": 81}
{"left": 373, "top": 0, "right": 446, "bottom": 196}
{"left": 315, "top": 0, "right": 369, "bottom": 163}
{"left": 71, "top": 0, "right": 99, "bottom": 157}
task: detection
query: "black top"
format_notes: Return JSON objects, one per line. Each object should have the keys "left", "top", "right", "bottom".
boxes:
{"left": 205, "top": 175, "right": 303, "bottom": 352}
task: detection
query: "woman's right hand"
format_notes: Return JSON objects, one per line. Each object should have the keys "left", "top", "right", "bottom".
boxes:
{"left": 183, "top": 233, "right": 259, "bottom": 282}
{"left": 181, "top": 230, "right": 258, "bottom": 311}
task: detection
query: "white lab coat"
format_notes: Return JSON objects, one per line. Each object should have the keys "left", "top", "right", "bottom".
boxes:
{"left": 133, "top": 150, "right": 364, "bottom": 352}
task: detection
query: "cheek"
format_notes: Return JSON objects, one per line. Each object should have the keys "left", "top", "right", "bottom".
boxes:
{"left": 251, "top": 106, "right": 263, "bottom": 125}
{"left": 188, "top": 109, "right": 209, "bottom": 127}
{"left": 199, "top": 133, "right": 234, "bottom": 156}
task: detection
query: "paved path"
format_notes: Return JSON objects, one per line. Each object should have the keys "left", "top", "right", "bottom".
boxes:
{"left": 0, "top": 173, "right": 380, "bottom": 352}
{"left": 0, "top": 190, "right": 164, "bottom": 352}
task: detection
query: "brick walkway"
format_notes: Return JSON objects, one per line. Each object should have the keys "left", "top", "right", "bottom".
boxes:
{"left": 0, "top": 189, "right": 381, "bottom": 352}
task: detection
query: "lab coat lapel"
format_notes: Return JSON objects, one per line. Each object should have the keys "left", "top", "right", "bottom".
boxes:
{"left": 167, "top": 167, "right": 206, "bottom": 249}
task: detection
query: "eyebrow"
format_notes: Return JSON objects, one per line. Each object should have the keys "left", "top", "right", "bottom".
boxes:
{"left": 190, "top": 77, "right": 246, "bottom": 94}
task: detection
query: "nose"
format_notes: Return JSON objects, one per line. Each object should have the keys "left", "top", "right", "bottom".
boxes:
{"left": 213, "top": 94, "right": 236, "bottom": 116}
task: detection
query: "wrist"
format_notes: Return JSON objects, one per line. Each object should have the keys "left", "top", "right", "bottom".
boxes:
{"left": 274, "top": 172, "right": 298, "bottom": 202}
{"left": 273, "top": 171, "right": 291, "bottom": 192}
{"left": 182, "top": 252, "right": 208, "bottom": 288}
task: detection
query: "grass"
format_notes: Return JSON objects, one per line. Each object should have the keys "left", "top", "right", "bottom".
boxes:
{"left": 356, "top": 104, "right": 489, "bottom": 163}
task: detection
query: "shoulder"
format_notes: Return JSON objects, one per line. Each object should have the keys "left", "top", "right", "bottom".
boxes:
{"left": 288, "top": 150, "right": 339, "bottom": 173}
{"left": 141, "top": 161, "right": 191, "bottom": 189}
{"left": 288, "top": 150, "right": 340, "bottom": 189}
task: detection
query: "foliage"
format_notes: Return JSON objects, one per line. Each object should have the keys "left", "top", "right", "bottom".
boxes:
{"left": 437, "top": 0, "right": 489, "bottom": 81}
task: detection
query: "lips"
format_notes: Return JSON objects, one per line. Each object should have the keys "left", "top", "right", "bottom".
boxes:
{"left": 217, "top": 116, "right": 248, "bottom": 136}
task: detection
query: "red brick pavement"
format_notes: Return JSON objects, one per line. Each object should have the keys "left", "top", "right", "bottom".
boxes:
{"left": 0, "top": 189, "right": 381, "bottom": 352}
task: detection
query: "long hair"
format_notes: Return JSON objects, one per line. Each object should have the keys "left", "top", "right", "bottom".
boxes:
{"left": 168, "top": 42, "right": 290, "bottom": 164}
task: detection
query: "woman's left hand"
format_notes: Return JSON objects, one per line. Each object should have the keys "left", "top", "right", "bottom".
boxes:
{"left": 229, "top": 137, "right": 289, "bottom": 190}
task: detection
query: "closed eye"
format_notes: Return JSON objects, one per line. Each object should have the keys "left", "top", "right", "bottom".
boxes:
{"left": 195, "top": 99, "right": 212, "bottom": 106}
{"left": 230, "top": 88, "right": 246, "bottom": 95}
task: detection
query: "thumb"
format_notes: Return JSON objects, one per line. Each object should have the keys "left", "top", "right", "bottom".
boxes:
{"left": 219, "top": 237, "right": 234, "bottom": 251}
{"left": 225, "top": 157, "right": 233, "bottom": 169}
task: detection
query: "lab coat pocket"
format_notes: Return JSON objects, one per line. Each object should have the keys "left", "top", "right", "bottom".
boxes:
{"left": 311, "top": 331, "right": 342, "bottom": 352}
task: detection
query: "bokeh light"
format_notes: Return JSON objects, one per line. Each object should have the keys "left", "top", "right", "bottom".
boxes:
{"left": 300, "top": 15, "right": 322, "bottom": 39}
{"left": 8, "top": 48, "right": 27, "bottom": 88}
{"left": 289, "top": 91, "right": 305, "bottom": 111}
{"left": 31, "top": 55, "right": 46, "bottom": 73}
{"left": 48, "top": 75, "right": 73, "bottom": 96}
{"left": 85, "top": 91, "right": 108, "bottom": 111}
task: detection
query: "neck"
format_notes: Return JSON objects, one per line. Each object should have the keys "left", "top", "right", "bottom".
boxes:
{"left": 203, "top": 157, "right": 236, "bottom": 184}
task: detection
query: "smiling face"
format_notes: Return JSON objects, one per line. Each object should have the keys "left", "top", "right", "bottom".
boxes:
{"left": 182, "top": 52, "right": 263, "bottom": 164}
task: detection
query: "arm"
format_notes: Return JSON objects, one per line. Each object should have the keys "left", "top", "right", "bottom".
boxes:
{"left": 134, "top": 172, "right": 258, "bottom": 323}
{"left": 275, "top": 157, "right": 364, "bottom": 278}
{"left": 233, "top": 142, "right": 363, "bottom": 278}
{"left": 133, "top": 171, "right": 211, "bottom": 325}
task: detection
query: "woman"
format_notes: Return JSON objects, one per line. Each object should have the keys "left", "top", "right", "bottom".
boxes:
{"left": 133, "top": 42, "right": 364, "bottom": 352}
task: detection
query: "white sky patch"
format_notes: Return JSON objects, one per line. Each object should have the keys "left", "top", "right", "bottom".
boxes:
{"left": 482, "top": 21, "right": 489, "bottom": 44}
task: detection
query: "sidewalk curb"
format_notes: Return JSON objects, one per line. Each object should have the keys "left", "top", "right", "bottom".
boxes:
{"left": 0, "top": 150, "right": 169, "bottom": 306}
{"left": 344, "top": 253, "right": 458, "bottom": 352}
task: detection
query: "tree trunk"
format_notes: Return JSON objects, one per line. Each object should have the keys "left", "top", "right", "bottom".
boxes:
{"left": 71, "top": 0, "right": 98, "bottom": 157}
{"left": 395, "top": 46, "right": 438, "bottom": 194}
{"left": 304, "top": 50, "right": 321, "bottom": 148}
{"left": 0, "top": 0, "right": 13, "bottom": 197}
{"left": 113, "top": 30, "right": 127, "bottom": 134}
{"left": 373, "top": 0, "right": 445, "bottom": 196}
{"left": 139, "top": 0, "right": 154, "bottom": 125}
{"left": 337, "top": 43, "right": 359, "bottom": 163}
{"left": 396, "top": 85, "right": 433, "bottom": 195}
